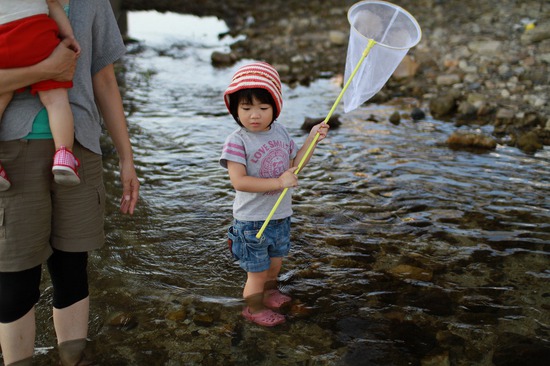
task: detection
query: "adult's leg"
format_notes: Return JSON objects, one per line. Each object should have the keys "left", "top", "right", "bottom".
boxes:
{"left": 53, "top": 297, "right": 89, "bottom": 344}
{"left": 48, "top": 249, "right": 91, "bottom": 365}
{"left": 50, "top": 144, "right": 105, "bottom": 365}
{"left": 55, "top": 298, "right": 92, "bottom": 366}
{"left": 38, "top": 88, "right": 74, "bottom": 151}
{"left": 0, "top": 265, "right": 42, "bottom": 365}
{"left": 0, "top": 308, "right": 36, "bottom": 365}
{"left": 47, "top": 249, "right": 89, "bottom": 344}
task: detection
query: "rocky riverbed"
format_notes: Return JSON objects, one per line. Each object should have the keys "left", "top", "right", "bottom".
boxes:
{"left": 121, "top": 0, "right": 550, "bottom": 153}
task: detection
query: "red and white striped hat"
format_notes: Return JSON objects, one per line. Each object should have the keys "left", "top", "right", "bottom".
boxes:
{"left": 224, "top": 62, "right": 283, "bottom": 118}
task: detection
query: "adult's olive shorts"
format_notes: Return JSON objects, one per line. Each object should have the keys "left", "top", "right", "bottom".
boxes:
{"left": 0, "top": 139, "right": 105, "bottom": 272}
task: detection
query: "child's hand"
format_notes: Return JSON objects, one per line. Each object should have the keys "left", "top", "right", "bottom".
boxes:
{"left": 64, "top": 36, "right": 81, "bottom": 57}
{"left": 278, "top": 166, "right": 299, "bottom": 189}
{"left": 311, "top": 123, "right": 330, "bottom": 142}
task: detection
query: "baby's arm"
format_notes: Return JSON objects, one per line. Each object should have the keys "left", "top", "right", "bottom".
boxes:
{"left": 227, "top": 161, "right": 298, "bottom": 193}
{"left": 46, "top": 0, "right": 81, "bottom": 55}
{"left": 292, "top": 123, "right": 330, "bottom": 168}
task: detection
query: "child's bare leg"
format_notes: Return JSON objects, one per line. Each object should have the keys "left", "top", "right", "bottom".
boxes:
{"left": 0, "top": 91, "right": 14, "bottom": 121}
{"left": 242, "top": 267, "right": 286, "bottom": 326}
{"left": 37, "top": 89, "right": 74, "bottom": 151}
{"left": 39, "top": 88, "right": 80, "bottom": 186}
{"left": 244, "top": 270, "right": 269, "bottom": 312}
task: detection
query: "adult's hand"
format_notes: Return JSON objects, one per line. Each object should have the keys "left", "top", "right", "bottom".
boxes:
{"left": 0, "top": 39, "right": 77, "bottom": 94}
{"left": 119, "top": 161, "right": 140, "bottom": 215}
{"left": 42, "top": 38, "right": 78, "bottom": 82}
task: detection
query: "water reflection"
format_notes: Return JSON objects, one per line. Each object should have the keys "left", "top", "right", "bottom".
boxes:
{"left": 31, "top": 10, "right": 550, "bottom": 366}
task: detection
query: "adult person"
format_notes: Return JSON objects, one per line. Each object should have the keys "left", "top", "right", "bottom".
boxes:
{"left": 0, "top": 1, "right": 140, "bottom": 365}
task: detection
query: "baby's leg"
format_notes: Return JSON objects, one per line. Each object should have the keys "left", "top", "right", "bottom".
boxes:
{"left": 38, "top": 89, "right": 74, "bottom": 150}
{"left": 0, "top": 91, "right": 14, "bottom": 122}
{"left": 39, "top": 89, "right": 80, "bottom": 186}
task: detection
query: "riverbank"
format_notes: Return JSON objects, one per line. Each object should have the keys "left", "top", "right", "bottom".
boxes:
{"left": 121, "top": 0, "right": 550, "bottom": 153}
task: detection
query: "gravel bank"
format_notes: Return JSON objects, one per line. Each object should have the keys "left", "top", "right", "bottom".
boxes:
{"left": 122, "top": 0, "right": 550, "bottom": 153}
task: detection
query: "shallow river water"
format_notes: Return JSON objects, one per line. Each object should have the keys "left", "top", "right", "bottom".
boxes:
{"left": 31, "top": 11, "right": 549, "bottom": 366}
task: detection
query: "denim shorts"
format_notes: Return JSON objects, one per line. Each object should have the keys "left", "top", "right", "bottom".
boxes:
{"left": 227, "top": 217, "right": 291, "bottom": 273}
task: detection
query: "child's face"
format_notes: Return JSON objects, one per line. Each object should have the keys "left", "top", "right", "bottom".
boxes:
{"left": 237, "top": 97, "right": 274, "bottom": 132}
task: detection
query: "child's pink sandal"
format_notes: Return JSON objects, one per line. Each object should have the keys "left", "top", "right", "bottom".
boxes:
{"left": 52, "top": 146, "right": 81, "bottom": 186}
{"left": 0, "top": 164, "right": 11, "bottom": 191}
{"left": 263, "top": 289, "right": 292, "bottom": 309}
{"left": 242, "top": 307, "right": 285, "bottom": 327}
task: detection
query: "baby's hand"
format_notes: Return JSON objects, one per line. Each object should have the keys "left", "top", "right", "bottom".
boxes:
{"left": 64, "top": 36, "right": 81, "bottom": 57}
{"left": 278, "top": 167, "right": 298, "bottom": 189}
{"left": 311, "top": 123, "right": 330, "bottom": 142}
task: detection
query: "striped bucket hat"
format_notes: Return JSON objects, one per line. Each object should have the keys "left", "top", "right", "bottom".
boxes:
{"left": 224, "top": 62, "right": 283, "bottom": 118}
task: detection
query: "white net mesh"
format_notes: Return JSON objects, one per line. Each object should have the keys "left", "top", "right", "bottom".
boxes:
{"left": 343, "top": 1, "right": 421, "bottom": 112}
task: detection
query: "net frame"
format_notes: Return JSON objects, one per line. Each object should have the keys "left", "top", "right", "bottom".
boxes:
{"left": 343, "top": 0, "right": 422, "bottom": 112}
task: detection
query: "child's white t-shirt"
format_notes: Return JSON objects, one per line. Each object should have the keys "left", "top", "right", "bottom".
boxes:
{"left": 220, "top": 122, "right": 298, "bottom": 221}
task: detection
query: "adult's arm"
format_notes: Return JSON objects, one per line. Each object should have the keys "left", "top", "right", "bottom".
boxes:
{"left": 0, "top": 39, "right": 77, "bottom": 94}
{"left": 92, "top": 63, "right": 140, "bottom": 215}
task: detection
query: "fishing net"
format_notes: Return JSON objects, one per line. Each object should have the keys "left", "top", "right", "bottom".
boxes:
{"left": 343, "top": 1, "right": 422, "bottom": 112}
{"left": 256, "top": 1, "right": 421, "bottom": 239}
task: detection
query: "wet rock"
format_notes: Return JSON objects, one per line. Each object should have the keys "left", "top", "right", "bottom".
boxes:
{"left": 492, "top": 332, "right": 550, "bottom": 366}
{"left": 411, "top": 107, "right": 426, "bottom": 121}
{"left": 436, "top": 74, "right": 461, "bottom": 86}
{"left": 467, "top": 40, "right": 503, "bottom": 55}
{"left": 446, "top": 131, "right": 497, "bottom": 150}
{"left": 289, "top": 301, "right": 313, "bottom": 317}
{"left": 389, "top": 111, "right": 401, "bottom": 125}
{"left": 388, "top": 264, "right": 433, "bottom": 282}
{"left": 365, "top": 114, "right": 384, "bottom": 123}
{"left": 211, "top": 51, "right": 237, "bottom": 66}
{"left": 166, "top": 308, "right": 187, "bottom": 322}
{"left": 193, "top": 312, "right": 216, "bottom": 326}
{"left": 106, "top": 312, "right": 139, "bottom": 330}
{"left": 429, "top": 94, "right": 458, "bottom": 118}
{"left": 516, "top": 130, "right": 543, "bottom": 153}
{"left": 393, "top": 55, "right": 420, "bottom": 80}
{"left": 494, "top": 108, "right": 515, "bottom": 127}
{"left": 421, "top": 350, "right": 450, "bottom": 366}
{"left": 301, "top": 114, "right": 341, "bottom": 131}
{"left": 328, "top": 30, "right": 347, "bottom": 46}
{"left": 456, "top": 101, "right": 477, "bottom": 122}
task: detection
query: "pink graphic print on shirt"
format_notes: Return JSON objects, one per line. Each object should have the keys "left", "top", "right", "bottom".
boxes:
{"left": 252, "top": 140, "right": 290, "bottom": 194}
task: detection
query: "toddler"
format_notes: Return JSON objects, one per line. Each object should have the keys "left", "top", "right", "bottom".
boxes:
{"left": 220, "top": 62, "right": 329, "bottom": 326}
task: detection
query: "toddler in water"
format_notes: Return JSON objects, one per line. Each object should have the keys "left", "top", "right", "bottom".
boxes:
{"left": 220, "top": 62, "right": 329, "bottom": 326}
{"left": 0, "top": 0, "right": 81, "bottom": 190}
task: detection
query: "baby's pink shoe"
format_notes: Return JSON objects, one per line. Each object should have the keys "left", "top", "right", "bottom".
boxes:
{"left": 0, "top": 164, "right": 11, "bottom": 191}
{"left": 52, "top": 146, "right": 80, "bottom": 186}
